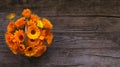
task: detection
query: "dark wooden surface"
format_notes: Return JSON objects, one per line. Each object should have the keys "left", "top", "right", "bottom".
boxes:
{"left": 1, "top": 0, "right": 120, "bottom": 67}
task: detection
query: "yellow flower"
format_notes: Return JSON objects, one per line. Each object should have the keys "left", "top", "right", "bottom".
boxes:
{"left": 14, "top": 30, "right": 25, "bottom": 43}
{"left": 7, "top": 22, "right": 15, "bottom": 33}
{"left": 27, "top": 25, "right": 40, "bottom": 39}
{"left": 37, "top": 20, "right": 44, "bottom": 29}
{"left": 7, "top": 13, "right": 16, "bottom": 20}
{"left": 15, "top": 17, "right": 26, "bottom": 28}
{"left": 42, "top": 18, "right": 53, "bottom": 29}
{"left": 22, "top": 9, "right": 31, "bottom": 18}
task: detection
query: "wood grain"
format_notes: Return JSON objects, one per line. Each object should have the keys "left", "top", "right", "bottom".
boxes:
{"left": 0, "top": 0, "right": 120, "bottom": 67}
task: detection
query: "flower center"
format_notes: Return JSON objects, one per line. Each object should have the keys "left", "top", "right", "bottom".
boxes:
{"left": 31, "top": 30, "right": 36, "bottom": 35}
{"left": 20, "top": 46, "right": 23, "bottom": 49}
{"left": 28, "top": 47, "right": 32, "bottom": 51}
{"left": 19, "top": 35, "right": 24, "bottom": 41}
{"left": 30, "top": 39, "right": 35, "bottom": 42}
{"left": 19, "top": 46, "right": 24, "bottom": 50}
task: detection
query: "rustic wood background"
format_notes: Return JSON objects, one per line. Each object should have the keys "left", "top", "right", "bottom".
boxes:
{"left": 1, "top": 0, "right": 120, "bottom": 67}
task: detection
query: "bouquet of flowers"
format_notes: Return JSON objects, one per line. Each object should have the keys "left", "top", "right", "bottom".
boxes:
{"left": 5, "top": 9, "right": 53, "bottom": 57}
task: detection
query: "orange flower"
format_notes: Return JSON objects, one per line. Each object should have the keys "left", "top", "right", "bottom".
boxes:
{"left": 5, "top": 33, "right": 19, "bottom": 54}
{"left": 42, "top": 18, "right": 53, "bottom": 29}
{"left": 27, "top": 38, "right": 40, "bottom": 46}
{"left": 5, "top": 32, "right": 13, "bottom": 44}
{"left": 27, "top": 25, "right": 40, "bottom": 39}
{"left": 7, "top": 39, "right": 18, "bottom": 49}
{"left": 39, "top": 36, "right": 45, "bottom": 41}
{"left": 15, "top": 17, "right": 26, "bottom": 28}
{"left": 34, "top": 45, "right": 47, "bottom": 57}
{"left": 22, "top": 9, "right": 31, "bottom": 18}
{"left": 7, "top": 39, "right": 19, "bottom": 55}
{"left": 31, "top": 14, "right": 40, "bottom": 22}
{"left": 39, "top": 30, "right": 46, "bottom": 40}
{"left": 7, "top": 22, "right": 15, "bottom": 33}
{"left": 5, "top": 8, "right": 54, "bottom": 57}
{"left": 24, "top": 46, "right": 36, "bottom": 57}
{"left": 14, "top": 30, "right": 25, "bottom": 43}
{"left": 5, "top": 33, "right": 17, "bottom": 47}
{"left": 9, "top": 41, "right": 19, "bottom": 55}
{"left": 10, "top": 47, "right": 18, "bottom": 54}
{"left": 27, "top": 20, "right": 36, "bottom": 26}
{"left": 18, "top": 44, "right": 25, "bottom": 54}
{"left": 45, "top": 32, "right": 53, "bottom": 47}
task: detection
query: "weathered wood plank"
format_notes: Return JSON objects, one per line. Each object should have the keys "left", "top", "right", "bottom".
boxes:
{"left": 1, "top": 16, "right": 120, "bottom": 32}
{"left": 1, "top": 0, "right": 120, "bottom": 17}
{"left": 1, "top": 32, "right": 120, "bottom": 67}
{"left": 1, "top": 30, "right": 120, "bottom": 66}
{"left": 47, "top": 17, "right": 120, "bottom": 32}
{"left": 1, "top": 0, "right": 120, "bottom": 67}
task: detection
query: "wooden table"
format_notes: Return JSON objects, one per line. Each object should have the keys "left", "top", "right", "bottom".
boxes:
{"left": 0, "top": 0, "right": 120, "bottom": 67}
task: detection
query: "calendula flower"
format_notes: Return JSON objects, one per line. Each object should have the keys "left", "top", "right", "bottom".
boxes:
{"left": 8, "top": 42, "right": 19, "bottom": 55}
{"left": 42, "top": 18, "right": 53, "bottom": 29}
{"left": 15, "top": 17, "right": 26, "bottom": 28}
{"left": 37, "top": 20, "right": 44, "bottom": 29}
{"left": 18, "top": 44, "right": 25, "bottom": 54}
{"left": 5, "top": 33, "right": 19, "bottom": 54}
{"left": 14, "top": 30, "right": 25, "bottom": 43}
{"left": 8, "top": 39, "right": 18, "bottom": 49}
{"left": 5, "top": 32, "right": 17, "bottom": 47}
{"left": 24, "top": 46, "right": 36, "bottom": 57}
{"left": 27, "top": 20, "right": 36, "bottom": 26}
{"left": 45, "top": 32, "right": 53, "bottom": 47}
{"left": 5, "top": 32, "right": 14, "bottom": 46}
{"left": 5, "top": 8, "right": 54, "bottom": 57}
{"left": 27, "top": 25, "right": 40, "bottom": 39}
{"left": 10, "top": 47, "right": 18, "bottom": 54}
{"left": 22, "top": 9, "right": 31, "bottom": 18}
{"left": 5, "top": 32, "right": 13, "bottom": 43}
{"left": 34, "top": 45, "right": 47, "bottom": 57}
{"left": 39, "top": 30, "right": 46, "bottom": 40}
{"left": 27, "top": 38, "right": 40, "bottom": 46}
{"left": 31, "top": 14, "right": 40, "bottom": 22}
{"left": 7, "top": 13, "right": 16, "bottom": 20}
{"left": 7, "top": 22, "right": 15, "bottom": 33}
{"left": 9, "top": 42, "right": 19, "bottom": 54}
